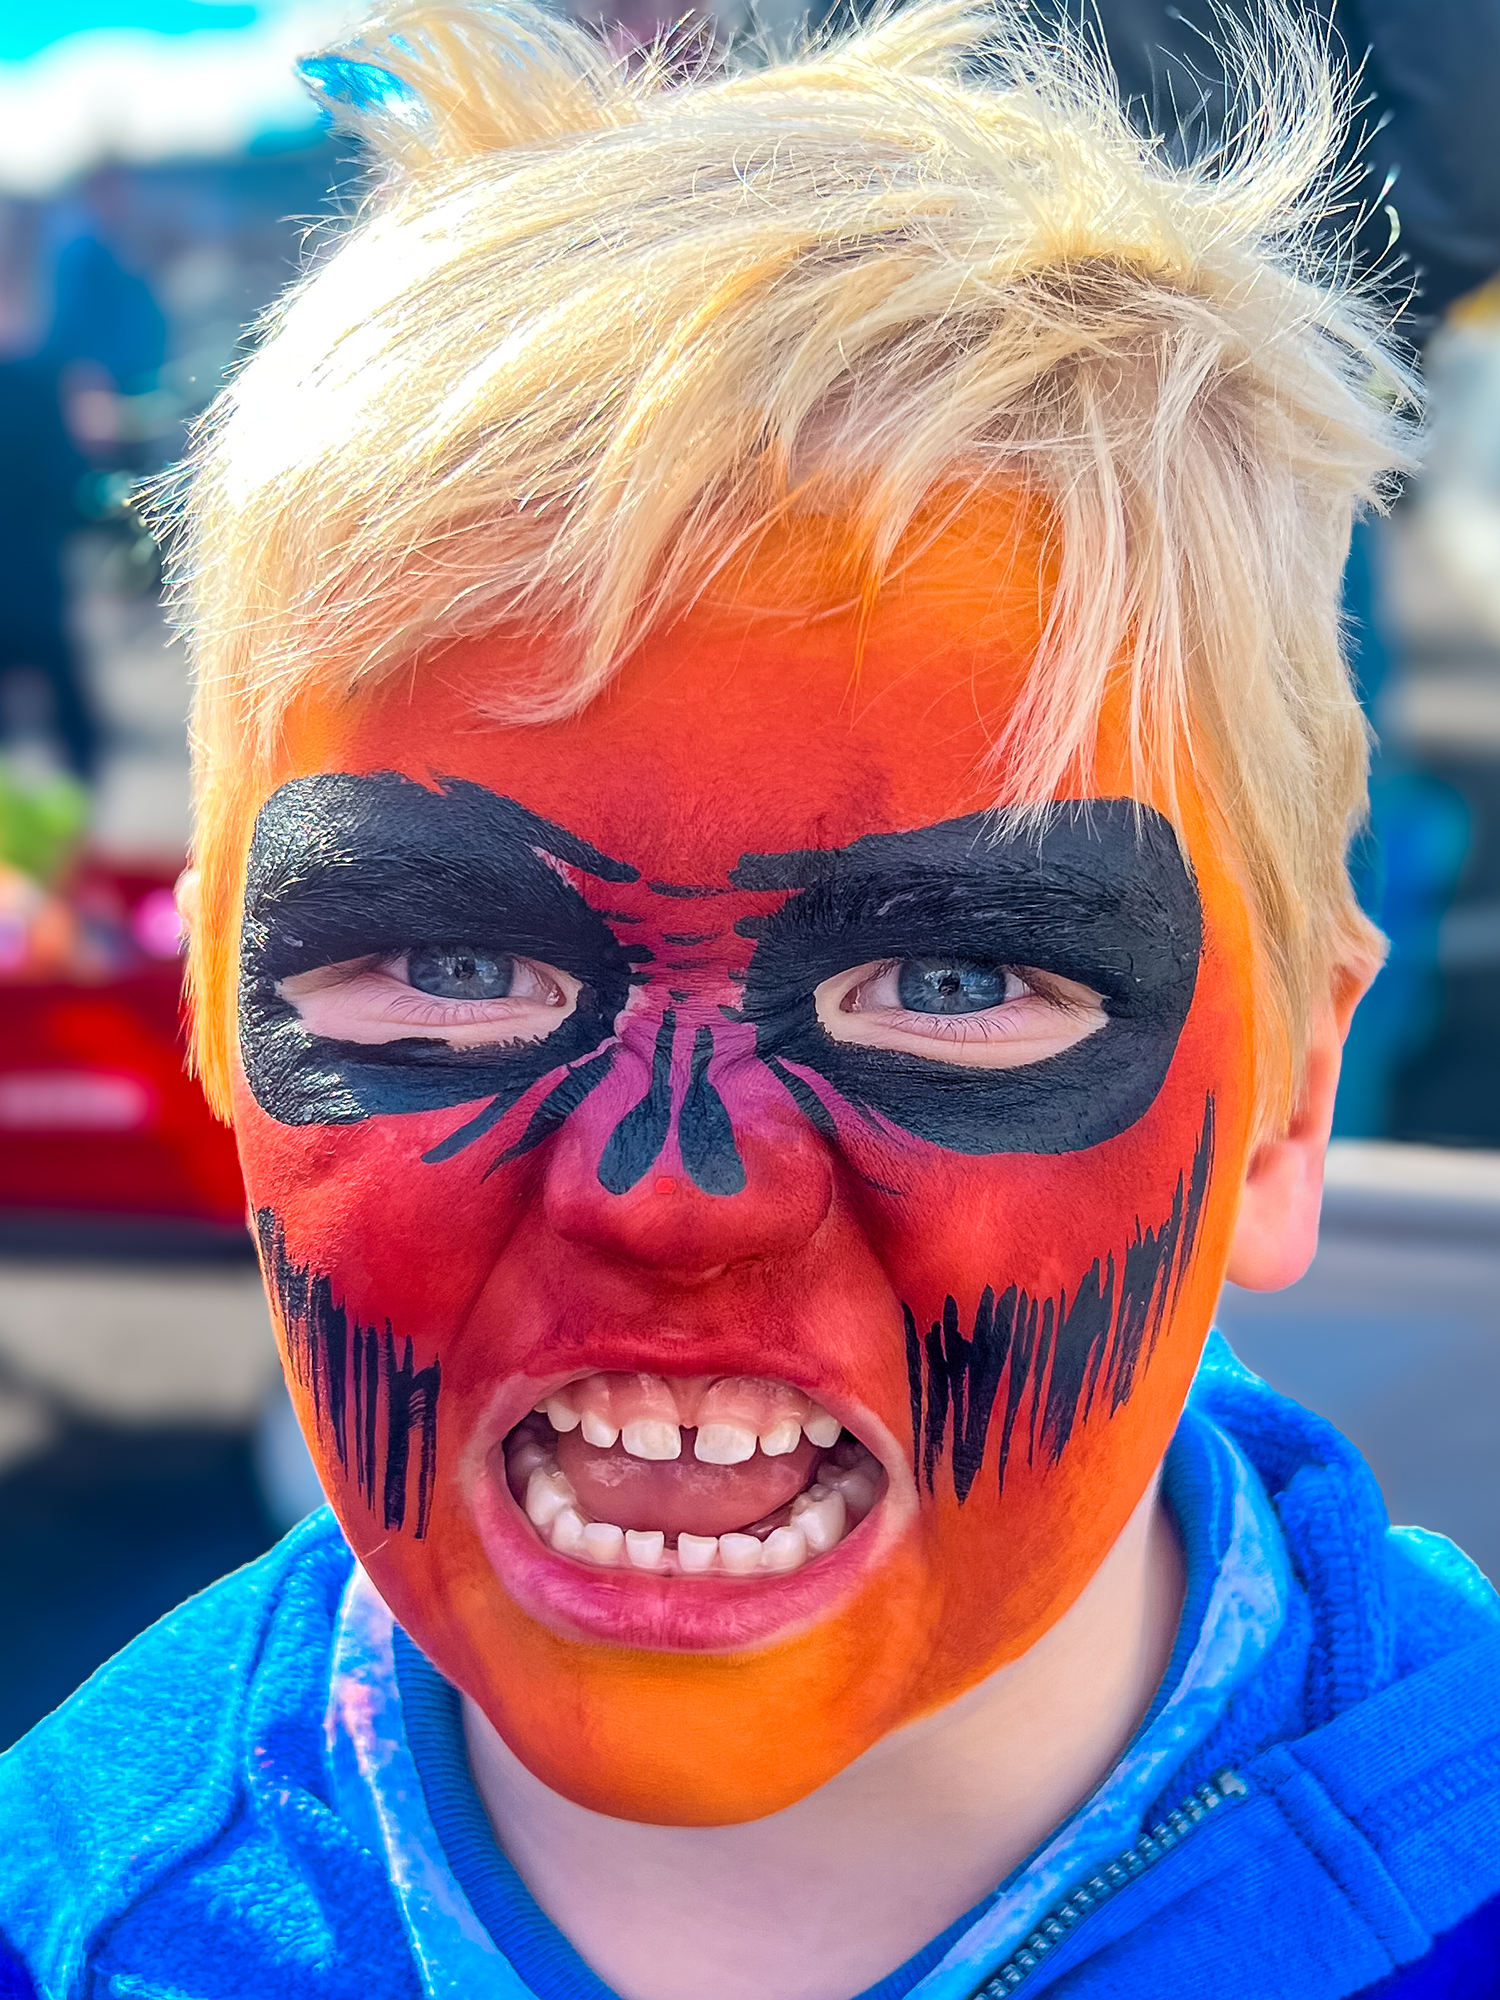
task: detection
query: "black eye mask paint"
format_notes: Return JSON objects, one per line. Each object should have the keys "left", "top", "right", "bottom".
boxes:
{"left": 239, "top": 773, "right": 640, "bottom": 1128}
{"left": 241, "top": 781, "right": 1199, "bottom": 1173}
{"left": 733, "top": 803, "right": 1201, "bottom": 1156}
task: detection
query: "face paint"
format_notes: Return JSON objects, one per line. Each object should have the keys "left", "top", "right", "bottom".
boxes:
{"left": 732, "top": 805, "right": 1201, "bottom": 1155}
{"left": 230, "top": 501, "right": 1256, "bottom": 1824}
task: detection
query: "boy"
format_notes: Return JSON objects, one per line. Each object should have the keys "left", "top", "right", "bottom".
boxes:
{"left": 3, "top": 4, "right": 1498, "bottom": 1994}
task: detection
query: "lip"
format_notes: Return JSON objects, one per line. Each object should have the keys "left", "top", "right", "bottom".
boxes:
{"left": 467, "top": 1366, "right": 915, "bottom": 1652}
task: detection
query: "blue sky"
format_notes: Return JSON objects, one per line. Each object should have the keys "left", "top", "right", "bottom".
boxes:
{"left": 1, "top": 3, "right": 278, "bottom": 64}
{"left": 0, "top": 0, "right": 332, "bottom": 189}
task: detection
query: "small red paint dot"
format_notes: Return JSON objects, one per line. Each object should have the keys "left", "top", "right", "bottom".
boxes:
{"left": 653, "top": 1175, "right": 677, "bottom": 1195}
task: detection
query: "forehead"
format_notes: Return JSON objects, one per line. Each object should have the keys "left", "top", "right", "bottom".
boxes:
{"left": 278, "top": 497, "right": 1115, "bottom": 876}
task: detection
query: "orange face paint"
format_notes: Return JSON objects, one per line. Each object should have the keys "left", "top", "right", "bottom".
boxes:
{"left": 230, "top": 500, "right": 1256, "bottom": 1824}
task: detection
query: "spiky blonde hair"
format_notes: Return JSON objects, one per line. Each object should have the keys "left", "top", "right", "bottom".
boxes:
{"left": 172, "top": 0, "right": 1410, "bottom": 1124}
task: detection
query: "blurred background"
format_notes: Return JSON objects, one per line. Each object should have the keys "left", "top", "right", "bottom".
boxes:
{"left": 1, "top": 0, "right": 1498, "bottom": 1751}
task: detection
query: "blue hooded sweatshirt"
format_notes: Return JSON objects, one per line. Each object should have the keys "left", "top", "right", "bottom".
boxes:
{"left": 2, "top": 1340, "right": 1499, "bottom": 2000}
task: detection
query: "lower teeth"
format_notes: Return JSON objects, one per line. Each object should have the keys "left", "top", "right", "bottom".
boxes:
{"left": 504, "top": 1426, "right": 883, "bottom": 1576}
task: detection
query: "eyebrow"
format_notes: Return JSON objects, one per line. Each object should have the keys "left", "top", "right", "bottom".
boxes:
{"left": 241, "top": 773, "right": 643, "bottom": 976}
{"left": 248, "top": 772, "right": 639, "bottom": 887}
{"left": 738, "top": 864, "right": 1134, "bottom": 943}
{"left": 729, "top": 803, "right": 1200, "bottom": 990}
{"left": 731, "top": 804, "right": 1178, "bottom": 903}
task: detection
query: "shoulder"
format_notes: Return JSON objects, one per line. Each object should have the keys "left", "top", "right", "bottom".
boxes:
{"left": 0, "top": 1511, "right": 417, "bottom": 2000}
{"left": 0, "top": 1505, "right": 352, "bottom": 1851}
{"left": 1178, "top": 1339, "right": 1500, "bottom": 1976}
{"left": 1192, "top": 1333, "right": 1500, "bottom": 1679}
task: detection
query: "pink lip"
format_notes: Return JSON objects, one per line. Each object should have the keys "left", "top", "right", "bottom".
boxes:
{"left": 466, "top": 1369, "right": 914, "bottom": 1652}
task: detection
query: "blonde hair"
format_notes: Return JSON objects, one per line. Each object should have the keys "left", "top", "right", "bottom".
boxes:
{"left": 171, "top": 0, "right": 1411, "bottom": 1124}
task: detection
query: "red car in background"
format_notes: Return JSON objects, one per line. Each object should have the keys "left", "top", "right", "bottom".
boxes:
{"left": 0, "top": 863, "right": 245, "bottom": 1247}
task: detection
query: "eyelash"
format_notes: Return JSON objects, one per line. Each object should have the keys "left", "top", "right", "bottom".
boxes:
{"left": 277, "top": 941, "right": 1101, "bottom": 1074}
{"left": 351, "top": 950, "right": 1069, "bottom": 1015}
{"left": 379, "top": 950, "right": 570, "bottom": 1017}
{"left": 843, "top": 961, "right": 1080, "bottom": 1032}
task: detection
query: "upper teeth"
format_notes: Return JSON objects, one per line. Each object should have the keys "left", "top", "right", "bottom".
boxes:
{"left": 694, "top": 1422, "right": 758, "bottom": 1465}
{"left": 533, "top": 1373, "right": 846, "bottom": 1464}
{"left": 621, "top": 1419, "right": 682, "bottom": 1460}
{"left": 759, "top": 1418, "right": 802, "bottom": 1457}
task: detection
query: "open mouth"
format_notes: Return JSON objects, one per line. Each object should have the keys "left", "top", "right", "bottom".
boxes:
{"left": 502, "top": 1371, "right": 886, "bottom": 1579}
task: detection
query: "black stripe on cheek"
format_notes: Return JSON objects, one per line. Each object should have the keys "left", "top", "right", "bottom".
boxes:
{"left": 258, "top": 1209, "right": 441, "bottom": 1539}
{"left": 770, "top": 1059, "right": 841, "bottom": 1145}
{"left": 486, "top": 1046, "right": 618, "bottom": 1174}
{"left": 906, "top": 1095, "right": 1215, "bottom": 1500}
{"left": 767, "top": 1059, "right": 908, "bottom": 1198}
{"left": 418, "top": 1043, "right": 621, "bottom": 1171}
{"left": 421, "top": 1093, "right": 513, "bottom": 1164}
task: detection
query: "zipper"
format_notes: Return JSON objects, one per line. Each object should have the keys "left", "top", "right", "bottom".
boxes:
{"left": 968, "top": 1767, "right": 1250, "bottom": 1996}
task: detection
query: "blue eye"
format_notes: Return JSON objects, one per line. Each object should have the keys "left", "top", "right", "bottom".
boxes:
{"left": 895, "top": 960, "right": 1008, "bottom": 1015}
{"left": 408, "top": 946, "right": 514, "bottom": 1000}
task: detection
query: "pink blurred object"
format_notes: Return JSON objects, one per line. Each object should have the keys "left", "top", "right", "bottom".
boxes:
{"left": 131, "top": 884, "right": 186, "bottom": 959}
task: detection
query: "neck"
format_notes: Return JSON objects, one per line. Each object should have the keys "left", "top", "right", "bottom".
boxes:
{"left": 464, "top": 1481, "right": 1184, "bottom": 2000}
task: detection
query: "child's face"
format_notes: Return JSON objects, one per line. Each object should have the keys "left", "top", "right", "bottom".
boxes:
{"left": 232, "top": 501, "right": 1256, "bottom": 1823}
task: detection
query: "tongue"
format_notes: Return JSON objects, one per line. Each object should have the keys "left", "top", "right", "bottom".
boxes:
{"left": 555, "top": 1428, "right": 822, "bottom": 1537}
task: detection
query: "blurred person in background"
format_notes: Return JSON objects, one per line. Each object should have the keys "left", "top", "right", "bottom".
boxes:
{"left": 0, "top": 171, "right": 167, "bottom": 785}
{"left": 0, "top": 348, "right": 92, "bottom": 780}
{"left": 48, "top": 169, "right": 170, "bottom": 427}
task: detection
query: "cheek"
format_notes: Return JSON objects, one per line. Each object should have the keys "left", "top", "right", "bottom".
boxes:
{"left": 849, "top": 945, "right": 1252, "bottom": 1683}
{"left": 233, "top": 1077, "right": 561, "bottom": 1560}
{"left": 857, "top": 917, "right": 1250, "bottom": 1340}
{"left": 233, "top": 1082, "right": 537, "bottom": 1327}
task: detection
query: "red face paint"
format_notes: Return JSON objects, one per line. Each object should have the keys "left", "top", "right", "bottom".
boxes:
{"left": 230, "top": 504, "right": 1256, "bottom": 1823}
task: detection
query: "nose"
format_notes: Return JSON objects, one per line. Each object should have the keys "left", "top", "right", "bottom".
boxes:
{"left": 541, "top": 1013, "right": 833, "bottom": 1274}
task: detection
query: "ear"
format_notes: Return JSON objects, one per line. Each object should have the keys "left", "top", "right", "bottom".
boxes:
{"left": 1224, "top": 961, "right": 1375, "bottom": 1292}
{"left": 174, "top": 866, "right": 201, "bottom": 935}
